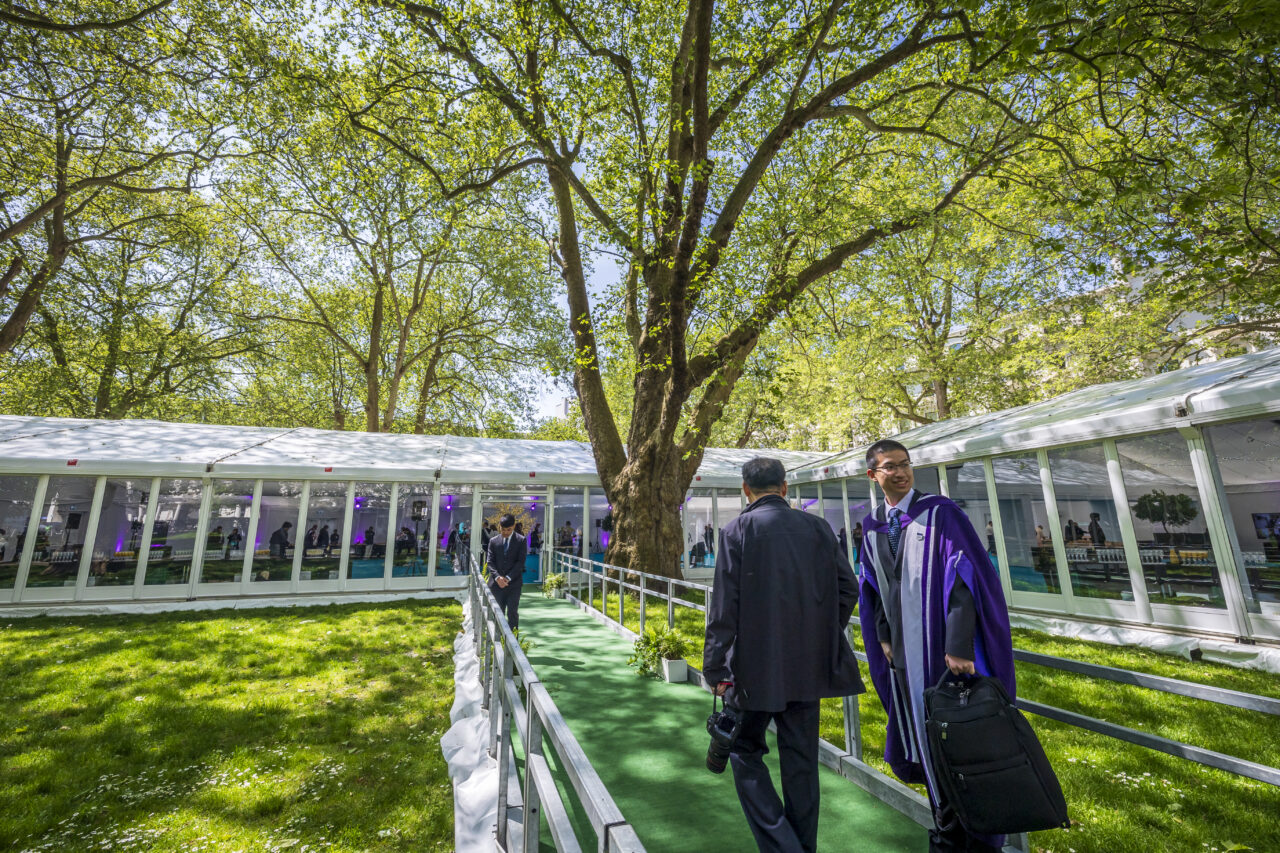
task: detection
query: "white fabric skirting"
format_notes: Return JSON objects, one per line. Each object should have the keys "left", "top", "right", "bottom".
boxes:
{"left": 441, "top": 598, "right": 500, "bottom": 851}
{"left": 1009, "top": 611, "right": 1280, "bottom": 674}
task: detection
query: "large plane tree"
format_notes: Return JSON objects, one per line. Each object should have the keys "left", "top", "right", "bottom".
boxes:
{"left": 340, "top": 0, "right": 1272, "bottom": 575}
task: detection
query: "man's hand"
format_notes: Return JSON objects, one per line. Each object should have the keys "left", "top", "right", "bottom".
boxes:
{"left": 880, "top": 641, "right": 893, "bottom": 663}
{"left": 945, "top": 654, "right": 975, "bottom": 675}
{"left": 495, "top": 575, "right": 509, "bottom": 588}
{"left": 714, "top": 681, "right": 732, "bottom": 696}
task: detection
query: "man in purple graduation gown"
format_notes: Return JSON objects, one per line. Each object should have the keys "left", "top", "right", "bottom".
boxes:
{"left": 858, "top": 439, "right": 1016, "bottom": 853}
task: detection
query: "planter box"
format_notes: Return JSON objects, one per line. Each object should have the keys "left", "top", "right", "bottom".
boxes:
{"left": 662, "top": 658, "right": 687, "bottom": 683}
{"left": 553, "top": 588, "right": 565, "bottom": 599}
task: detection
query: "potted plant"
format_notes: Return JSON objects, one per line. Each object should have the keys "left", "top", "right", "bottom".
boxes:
{"left": 542, "top": 572, "right": 566, "bottom": 599}
{"left": 628, "top": 624, "right": 693, "bottom": 683}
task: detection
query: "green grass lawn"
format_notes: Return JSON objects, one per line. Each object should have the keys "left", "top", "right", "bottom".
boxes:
{"left": 0, "top": 599, "right": 461, "bottom": 852}
{"left": 580, "top": 583, "right": 1280, "bottom": 853}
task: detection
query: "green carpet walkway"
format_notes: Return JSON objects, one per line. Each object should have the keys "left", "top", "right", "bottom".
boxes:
{"left": 517, "top": 592, "right": 928, "bottom": 852}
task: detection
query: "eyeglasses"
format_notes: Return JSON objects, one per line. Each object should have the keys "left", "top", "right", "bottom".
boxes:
{"left": 870, "top": 462, "right": 913, "bottom": 474}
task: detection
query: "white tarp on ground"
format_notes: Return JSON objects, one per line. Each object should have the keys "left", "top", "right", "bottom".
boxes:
{"left": 441, "top": 599, "right": 499, "bottom": 852}
{"left": 1009, "top": 611, "right": 1280, "bottom": 674}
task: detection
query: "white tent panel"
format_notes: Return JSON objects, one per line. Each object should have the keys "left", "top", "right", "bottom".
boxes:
{"left": 0, "top": 416, "right": 823, "bottom": 486}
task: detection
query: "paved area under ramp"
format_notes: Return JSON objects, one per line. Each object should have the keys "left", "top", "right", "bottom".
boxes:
{"left": 517, "top": 593, "right": 927, "bottom": 852}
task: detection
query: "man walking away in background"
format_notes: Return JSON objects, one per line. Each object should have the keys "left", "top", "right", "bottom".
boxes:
{"left": 704, "top": 457, "right": 864, "bottom": 853}
{"left": 487, "top": 513, "right": 527, "bottom": 631}
{"left": 858, "top": 438, "right": 1016, "bottom": 852}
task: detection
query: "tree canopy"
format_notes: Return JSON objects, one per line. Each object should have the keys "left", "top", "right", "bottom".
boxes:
{"left": 1, "top": 0, "right": 1277, "bottom": 575}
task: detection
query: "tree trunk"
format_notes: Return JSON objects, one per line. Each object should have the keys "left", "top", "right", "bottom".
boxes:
{"left": 364, "top": 278, "right": 385, "bottom": 432}
{"left": 933, "top": 377, "right": 950, "bottom": 420}
{"left": 412, "top": 348, "right": 442, "bottom": 434}
{"left": 0, "top": 215, "right": 69, "bottom": 355}
{"left": 604, "top": 441, "right": 688, "bottom": 577}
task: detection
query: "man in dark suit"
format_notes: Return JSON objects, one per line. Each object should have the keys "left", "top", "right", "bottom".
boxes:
{"left": 486, "top": 513, "right": 528, "bottom": 630}
{"left": 703, "top": 457, "right": 864, "bottom": 853}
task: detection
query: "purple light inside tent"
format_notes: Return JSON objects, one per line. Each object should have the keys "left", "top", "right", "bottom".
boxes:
{"left": 115, "top": 536, "right": 125, "bottom": 552}
{"left": 601, "top": 532, "right": 610, "bottom": 548}
{"left": 802, "top": 498, "right": 819, "bottom": 510}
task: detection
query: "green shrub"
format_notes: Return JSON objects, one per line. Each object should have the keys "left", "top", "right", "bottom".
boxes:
{"left": 627, "top": 624, "right": 692, "bottom": 677}
{"left": 541, "top": 572, "right": 566, "bottom": 597}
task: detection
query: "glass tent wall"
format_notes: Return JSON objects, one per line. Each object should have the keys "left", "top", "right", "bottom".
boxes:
{"left": 1, "top": 351, "right": 1278, "bottom": 650}
{"left": 800, "top": 424, "right": 1279, "bottom": 643}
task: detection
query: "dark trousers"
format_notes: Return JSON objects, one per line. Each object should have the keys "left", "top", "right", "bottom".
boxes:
{"left": 728, "top": 700, "right": 820, "bottom": 853}
{"left": 489, "top": 581, "right": 522, "bottom": 631}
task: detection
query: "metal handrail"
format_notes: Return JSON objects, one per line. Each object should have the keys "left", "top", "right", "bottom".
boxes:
{"left": 465, "top": 549, "right": 645, "bottom": 852}
{"left": 552, "top": 552, "right": 711, "bottom": 634}
{"left": 551, "top": 552, "right": 1280, "bottom": 790}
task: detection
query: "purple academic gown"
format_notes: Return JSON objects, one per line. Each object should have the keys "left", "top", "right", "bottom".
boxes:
{"left": 858, "top": 494, "right": 1016, "bottom": 846}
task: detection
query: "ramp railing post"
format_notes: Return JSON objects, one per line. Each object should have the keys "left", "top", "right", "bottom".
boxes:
{"left": 494, "top": 641, "right": 515, "bottom": 849}
{"left": 521, "top": 692, "right": 545, "bottom": 853}
{"left": 638, "top": 577, "right": 646, "bottom": 635}
{"left": 667, "top": 579, "right": 674, "bottom": 629}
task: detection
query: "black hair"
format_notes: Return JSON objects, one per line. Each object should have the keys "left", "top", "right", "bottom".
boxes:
{"left": 865, "top": 439, "right": 910, "bottom": 470}
{"left": 741, "top": 457, "right": 786, "bottom": 491}
{"left": 500, "top": 513, "right": 516, "bottom": 528}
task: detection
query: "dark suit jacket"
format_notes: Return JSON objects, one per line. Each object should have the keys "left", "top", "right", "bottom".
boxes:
{"left": 703, "top": 494, "right": 864, "bottom": 712}
{"left": 487, "top": 532, "right": 528, "bottom": 587}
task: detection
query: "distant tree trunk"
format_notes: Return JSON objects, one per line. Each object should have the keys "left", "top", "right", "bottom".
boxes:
{"left": 364, "top": 279, "right": 385, "bottom": 432}
{"left": 933, "top": 378, "right": 951, "bottom": 420}
{"left": 412, "top": 348, "right": 443, "bottom": 434}
{"left": 0, "top": 210, "right": 69, "bottom": 354}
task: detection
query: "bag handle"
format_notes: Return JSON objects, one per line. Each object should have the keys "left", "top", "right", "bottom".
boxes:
{"left": 934, "top": 669, "right": 979, "bottom": 690}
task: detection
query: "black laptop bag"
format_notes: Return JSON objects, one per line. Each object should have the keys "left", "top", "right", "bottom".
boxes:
{"left": 924, "top": 673, "right": 1070, "bottom": 835}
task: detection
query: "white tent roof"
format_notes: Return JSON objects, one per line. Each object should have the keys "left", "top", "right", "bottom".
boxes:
{"left": 0, "top": 416, "right": 823, "bottom": 487}
{"left": 790, "top": 347, "right": 1280, "bottom": 483}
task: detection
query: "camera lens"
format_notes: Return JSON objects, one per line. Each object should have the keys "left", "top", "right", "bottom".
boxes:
{"left": 706, "top": 710, "right": 738, "bottom": 774}
{"left": 706, "top": 739, "right": 732, "bottom": 773}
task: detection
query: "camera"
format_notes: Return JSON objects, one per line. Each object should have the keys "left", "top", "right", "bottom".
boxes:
{"left": 706, "top": 704, "right": 742, "bottom": 774}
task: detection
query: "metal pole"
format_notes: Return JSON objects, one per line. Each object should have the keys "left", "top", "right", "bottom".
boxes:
{"left": 1039, "top": 448, "right": 1077, "bottom": 612}
{"left": 339, "top": 480, "right": 355, "bottom": 590}
{"left": 72, "top": 475, "right": 107, "bottom": 601}
{"left": 494, "top": 642, "right": 514, "bottom": 849}
{"left": 186, "top": 481, "right": 213, "bottom": 597}
{"left": 983, "top": 459, "right": 1015, "bottom": 603}
{"left": 840, "top": 479, "right": 854, "bottom": 567}
{"left": 290, "top": 480, "right": 310, "bottom": 592}
{"left": 521, "top": 695, "right": 544, "bottom": 853}
{"left": 11, "top": 474, "right": 49, "bottom": 603}
{"left": 639, "top": 576, "right": 646, "bottom": 635}
{"left": 131, "top": 477, "right": 162, "bottom": 597}
{"left": 1182, "top": 426, "right": 1254, "bottom": 637}
{"left": 240, "top": 480, "right": 264, "bottom": 593}
{"left": 1104, "top": 440, "right": 1153, "bottom": 623}
{"left": 426, "top": 485, "right": 440, "bottom": 582}
{"left": 667, "top": 578, "right": 674, "bottom": 629}
{"left": 383, "top": 483, "right": 399, "bottom": 588}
